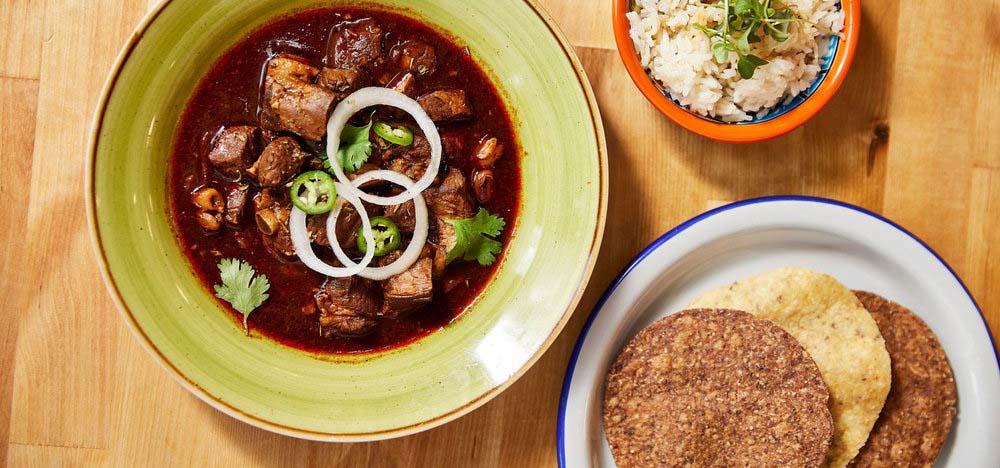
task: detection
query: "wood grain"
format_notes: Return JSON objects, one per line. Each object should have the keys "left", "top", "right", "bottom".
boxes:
{"left": 0, "top": 0, "right": 45, "bottom": 79}
{"left": 3, "top": 0, "right": 998, "bottom": 466}
{"left": 0, "top": 76, "right": 40, "bottom": 468}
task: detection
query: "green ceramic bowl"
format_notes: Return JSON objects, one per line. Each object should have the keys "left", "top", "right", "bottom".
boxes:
{"left": 87, "top": 0, "right": 606, "bottom": 440}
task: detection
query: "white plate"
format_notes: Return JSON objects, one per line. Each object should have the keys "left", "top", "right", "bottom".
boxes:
{"left": 558, "top": 196, "right": 1000, "bottom": 468}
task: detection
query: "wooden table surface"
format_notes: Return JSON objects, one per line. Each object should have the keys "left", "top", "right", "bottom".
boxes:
{"left": 3, "top": 0, "right": 998, "bottom": 466}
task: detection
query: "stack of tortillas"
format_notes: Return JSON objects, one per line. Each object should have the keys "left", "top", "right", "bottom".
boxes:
{"left": 603, "top": 267, "right": 957, "bottom": 468}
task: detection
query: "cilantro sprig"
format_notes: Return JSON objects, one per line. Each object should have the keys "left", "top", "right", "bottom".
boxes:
{"left": 445, "top": 208, "right": 507, "bottom": 266}
{"left": 335, "top": 112, "right": 375, "bottom": 173}
{"left": 319, "top": 151, "right": 334, "bottom": 172}
{"left": 694, "top": 0, "right": 834, "bottom": 79}
{"left": 213, "top": 258, "right": 270, "bottom": 331}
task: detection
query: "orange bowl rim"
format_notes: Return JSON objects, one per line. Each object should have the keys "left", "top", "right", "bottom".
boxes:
{"left": 612, "top": 0, "right": 861, "bottom": 143}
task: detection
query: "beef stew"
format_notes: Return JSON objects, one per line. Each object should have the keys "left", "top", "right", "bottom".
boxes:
{"left": 169, "top": 8, "right": 520, "bottom": 354}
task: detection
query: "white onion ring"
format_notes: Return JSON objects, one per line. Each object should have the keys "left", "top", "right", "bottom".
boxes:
{"left": 289, "top": 183, "right": 376, "bottom": 277}
{"left": 325, "top": 87, "right": 441, "bottom": 206}
{"left": 290, "top": 88, "right": 439, "bottom": 280}
{"left": 326, "top": 170, "right": 429, "bottom": 281}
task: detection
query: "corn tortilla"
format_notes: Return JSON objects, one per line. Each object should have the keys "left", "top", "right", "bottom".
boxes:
{"left": 688, "top": 267, "right": 891, "bottom": 468}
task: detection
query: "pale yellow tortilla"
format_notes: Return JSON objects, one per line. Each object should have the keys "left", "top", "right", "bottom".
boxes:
{"left": 688, "top": 267, "right": 891, "bottom": 468}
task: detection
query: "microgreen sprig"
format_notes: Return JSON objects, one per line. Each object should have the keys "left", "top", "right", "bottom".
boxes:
{"left": 695, "top": 0, "right": 831, "bottom": 79}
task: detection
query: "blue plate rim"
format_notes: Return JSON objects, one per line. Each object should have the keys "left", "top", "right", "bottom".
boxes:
{"left": 555, "top": 195, "right": 1000, "bottom": 468}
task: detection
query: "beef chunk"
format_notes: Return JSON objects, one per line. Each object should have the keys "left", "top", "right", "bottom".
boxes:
{"left": 384, "top": 135, "right": 434, "bottom": 183}
{"left": 417, "top": 90, "right": 472, "bottom": 121}
{"left": 320, "top": 312, "right": 375, "bottom": 338}
{"left": 315, "top": 277, "right": 381, "bottom": 337}
{"left": 317, "top": 67, "right": 362, "bottom": 95}
{"left": 348, "top": 163, "right": 385, "bottom": 190}
{"left": 432, "top": 246, "right": 447, "bottom": 279}
{"left": 336, "top": 202, "right": 384, "bottom": 250}
{"left": 380, "top": 247, "right": 434, "bottom": 317}
{"left": 224, "top": 184, "right": 250, "bottom": 225}
{"left": 260, "top": 129, "right": 280, "bottom": 145}
{"left": 306, "top": 213, "right": 329, "bottom": 246}
{"left": 384, "top": 199, "right": 416, "bottom": 235}
{"left": 259, "top": 54, "right": 335, "bottom": 141}
{"left": 392, "top": 40, "right": 436, "bottom": 75}
{"left": 207, "top": 126, "right": 258, "bottom": 178}
{"left": 385, "top": 134, "right": 431, "bottom": 160}
{"left": 253, "top": 188, "right": 296, "bottom": 259}
{"left": 441, "top": 134, "right": 466, "bottom": 159}
{"left": 388, "top": 72, "right": 416, "bottom": 97}
{"left": 429, "top": 168, "right": 475, "bottom": 219}
{"left": 427, "top": 168, "right": 475, "bottom": 268}
{"left": 388, "top": 156, "right": 431, "bottom": 184}
{"left": 327, "top": 18, "right": 383, "bottom": 69}
{"left": 248, "top": 137, "right": 308, "bottom": 187}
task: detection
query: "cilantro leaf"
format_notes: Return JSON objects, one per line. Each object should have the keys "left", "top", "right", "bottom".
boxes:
{"left": 213, "top": 258, "right": 270, "bottom": 330}
{"left": 336, "top": 112, "right": 375, "bottom": 173}
{"left": 319, "top": 151, "right": 333, "bottom": 172}
{"left": 445, "top": 208, "right": 507, "bottom": 266}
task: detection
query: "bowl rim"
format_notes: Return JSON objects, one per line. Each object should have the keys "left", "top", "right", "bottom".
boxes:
{"left": 612, "top": 0, "right": 861, "bottom": 143}
{"left": 85, "top": 0, "right": 608, "bottom": 441}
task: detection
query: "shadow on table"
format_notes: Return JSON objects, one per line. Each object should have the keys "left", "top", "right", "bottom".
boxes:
{"left": 203, "top": 402, "right": 367, "bottom": 466}
{"left": 201, "top": 380, "right": 555, "bottom": 467}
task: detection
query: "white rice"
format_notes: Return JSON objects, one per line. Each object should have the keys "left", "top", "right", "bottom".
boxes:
{"left": 627, "top": 0, "right": 844, "bottom": 122}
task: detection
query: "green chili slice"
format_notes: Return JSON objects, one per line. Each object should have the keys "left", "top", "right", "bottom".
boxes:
{"left": 373, "top": 122, "right": 414, "bottom": 146}
{"left": 357, "top": 216, "right": 402, "bottom": 257}
{"left": 289, "top": 170, "right": 337, "bottom": 215}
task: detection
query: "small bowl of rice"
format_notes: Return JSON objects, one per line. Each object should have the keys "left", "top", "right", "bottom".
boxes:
{"left": 613, "top": 0, "right": 859, "bottom": 142}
